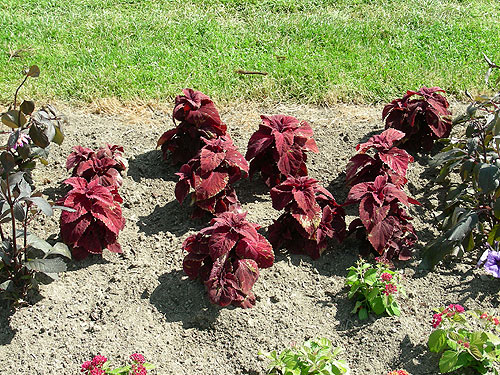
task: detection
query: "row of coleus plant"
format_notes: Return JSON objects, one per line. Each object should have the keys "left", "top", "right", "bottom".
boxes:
{"left": 345, "top": 86, "right": 453, "bottom": 261}
{"left": 59, "top": 144, "right": 128, "bottom": 260}
{"left": 156, "top": 86, "right": 453, "bottom": 308}
{"left": 157, "top": 89, "right": 347, "bottom": 307}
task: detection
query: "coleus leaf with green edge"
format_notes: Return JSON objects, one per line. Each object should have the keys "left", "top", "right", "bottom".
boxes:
{"left": 175, "top": 135, "right": 248, "bottom": 217}
{"left": 245, "top": 114, "right": 319, "bottom": 187}
{"left": 66, "top": 144, "right": 127, "bottom": 188}
{"left": 346, "top": 175, "right": 419, "bottom": 261}
{"left": 383, "top": 86, "right": 452, "bottom": 151}
{"left": 59, "top": 177, "right": 125, "bottom": 260}
{"left": 346, "top": 128, "right": 413, "bottom": 188}
{"left": 182, "top": 211, "right": 273, "bottom": 308}
{"left": 267, "top": 176, "right": 346, "bottom": 259}
{"left": 157, "top": 88, "right": 227, "bottom": 165}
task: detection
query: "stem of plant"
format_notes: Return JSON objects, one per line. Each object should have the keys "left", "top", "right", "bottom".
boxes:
{"left": 13, "top": 74, "right": 28, "bottom": 110}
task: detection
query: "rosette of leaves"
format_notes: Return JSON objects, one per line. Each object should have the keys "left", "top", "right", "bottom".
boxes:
{"left": 383, "top": 86, "right": 452, "bottom": 151}
{"left": 59, "top": 177, "right": 126, "bottom": 260}
{"left": 421, "top": 92, "right": 500, "bottom": 269}
{"left": 267, "top": 176, "right": 346, "bottom": 259}
{"left": 245, "top": 114, "right": 319, "bottom": 187}
{"left": 1, "top": 66, "right": 65, "bottom": 178}
{"left": 182, "top": 211, "right": 274, "bottom": 308}
{"left": 175, "top": 135, "right": 248, "bottom": 217}
{"left": 346, "top": 129, "right": 413, "bottom": 188}
{"left": 260, "top": 338, "right": 350, "bottom": 375}
{"left": 0, "top": 170, "right": 71, "bottom": 306}
{"left": 157, "top": 88, "right": 227, "bottom": 165}
{"left": 345, "top": 175, "right": 419, "bottom": 261}
{"left": 66, "top": 144, "right": 128, "bottom": 188}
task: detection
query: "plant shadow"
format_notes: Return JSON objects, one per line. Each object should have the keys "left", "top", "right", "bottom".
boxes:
{"left": 0, "top": 308, "right": 15, "bottom": 346}
{"left": 149, "top": 269, "right": 221, "bottom": 329}
{"left": 137, "top": 199, "right": 206, "bottom": 237}
{"left": 127, "top": 150, "right": 180, "bottom": 183}
{"left": 388, "top": 334, "right": 437, "bottom": 375}
{"left": 234, "top": 177, "right": 270, "bottom": 205}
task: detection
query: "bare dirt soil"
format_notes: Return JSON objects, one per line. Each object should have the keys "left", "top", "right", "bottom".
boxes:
{"left": 0, "top": 100, "right": 498, "bottom": 375}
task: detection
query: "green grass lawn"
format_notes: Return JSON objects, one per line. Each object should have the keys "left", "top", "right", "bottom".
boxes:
{"left": 0, "top": 0, "right": 499, "bottom": 105}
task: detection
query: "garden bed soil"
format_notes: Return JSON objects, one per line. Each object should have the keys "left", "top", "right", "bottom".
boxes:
{"left": 0, "top": 100, "right": 498, "bottom": 375}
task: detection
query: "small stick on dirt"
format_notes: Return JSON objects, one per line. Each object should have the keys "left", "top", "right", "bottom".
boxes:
{"left": 235, "top": 69, "right": 268, "bottom": 76}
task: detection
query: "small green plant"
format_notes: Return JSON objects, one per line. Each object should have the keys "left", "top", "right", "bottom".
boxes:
{"left": 428, "top": 305, "right": 500, "bottom": 374}
{"left": 345, "top": 259, "right": 404, "bottom": 320}
{"left": 260, "top": 338, "right": 350, "bottom": 375}
{"left": 81, "top": 354, "right": 155, "bottom": 375}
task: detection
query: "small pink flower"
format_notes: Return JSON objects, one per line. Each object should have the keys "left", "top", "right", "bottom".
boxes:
{"left": 494, "top": 318, "right": 499, "bottom": 326}
{"left": 131, "top": 363, "right": 148, "bottom": 375}
{"left": 448, "top": 304, "right": 464, "bottom": 313}
{"left": 90, "top": 368, "right": 105, "bottom": 375}
{"left": 91, "top": 355, "right": 108, "bottom": 367}
{"left": 130, "top": 353, "right": 146, "bottom": 365}
{"left": 432, "top": 313, "right": 442, "bottom": 328}
{"left": 463, "top": 342, "right": 470, "bottom": 348}
{"left": 383, "top": 284, "right": 397, "bottom": 295}
{"left": 81, "top": 361, "right": 92, "bottom": 372}
{"left": 381, "top": 272, "right": 393, "bottom": 282}
{"left": 480, "top": 313, "right": 488, "bottom": 319}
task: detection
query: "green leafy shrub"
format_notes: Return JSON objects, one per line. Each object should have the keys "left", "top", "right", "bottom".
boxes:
{"left": 0, "top": 66, "right": 69, "bottom": 306}
{"left": 428, "top": 305, "right": 500, "bottom": 374}
{"left": 260, "top": 338, "right": 350, "bottom": 375}
{"left": 421, "top": 90, "right": 500, "bottom": 268}
{"left": 345, "top": 259, "right": 404, "bottom": 320}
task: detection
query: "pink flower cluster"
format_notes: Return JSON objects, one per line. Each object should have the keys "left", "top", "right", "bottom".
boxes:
{"left": 81, "top": 355, "right": 108, "bottom": 375}
{"left": 381, "top": 272, "right": 393, "bottom": 282}
{"left": 480, "top": 312, "right": 500, "bottom": 325}
{"left": 383, "top": 283, "right": 397, "bottom": 295}
{"left": 130, "top": 353, "right": 147, "bottom": 375}
{"left": 81, "top": 353, "right": 149, "bottom": 375}
{"left": 431, "top": 304, "right": 465, "bottom": 328}
{"left": 387, "top": 370, "right": 410, "bottom": 375}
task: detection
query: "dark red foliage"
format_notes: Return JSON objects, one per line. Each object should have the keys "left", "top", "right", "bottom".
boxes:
{"left": 66, "top": 144, "right": 127, "bottom": 188}
{"left": 383, "top": 86, "right": 452, "bottom": 151}
{"left": 345, "top": 175, "right": 419, "bottom": 261}
{"left": 245, "top": 115, "right": 319, "bottom": 187}
{"left": 346, "top": 129, "right": 413, "bottom": 188}
{"left": 157, "top": 89, "right": 227, "bottom": 165}
{"left": 59, "top": 177, "right": 126, "bottom": 260}
{"left": 175, "top": 135, "right": 248, "bottom": 217}
{"left": 267, "top": 176, "right": 346, "bottom": 259}
{"left": 182, "top": 211, "right": 274, "bottom": 308}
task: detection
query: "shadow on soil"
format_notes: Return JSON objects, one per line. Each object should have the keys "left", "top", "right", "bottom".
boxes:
{"left": 137, "top": 200, "right": 206, "bottom": 237}
{"left": 389, "top": 335, "right": 436, "bottom": 375}
{"left": 0, "top": 309, "right": 14, "bottom": 346}
{"left": 128, "top": 150, "right": 179, "bottom": 183}
{"left": 234, "top": 177, "right": 270, "bottom": 205}
{"left": 150, "top": 269, "right": 221, "bottom": 329}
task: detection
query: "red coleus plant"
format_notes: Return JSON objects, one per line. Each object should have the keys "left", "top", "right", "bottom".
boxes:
{"left": 157, "top": 88, "right": 227, "bottom": 165}
{"left": 183, "top": 211, "right": 274, "bottom": 308}
{"left": 345, "top": 175, "right": 419, "bottom": 261}
{"left": 267, "top": 176, "right": 346, "bottom": 259}
{"left": 59, "top": 177, "right": 126, "bottom": 260}
{"left": 175, "top": 135, "right": 248, "bottom": 217}
{"left": 245, "top": 114, "right": 319, "bottom": 187}
{"left": 346, "top": 129, "right": 413, "bottom": 188}
{"left": 383, "top": 86, "right": 452, "bottom": 151}
{"left": 66, "top": 144, "right": 127, "bottom": 188}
